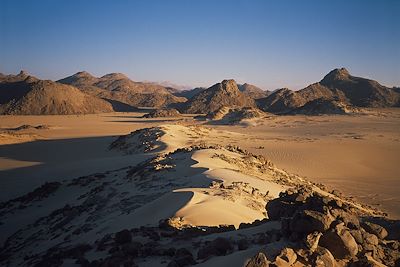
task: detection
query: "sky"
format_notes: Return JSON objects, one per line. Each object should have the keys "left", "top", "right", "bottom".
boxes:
{"left": 0, "top": 0, "right": 399, "bottom": 90}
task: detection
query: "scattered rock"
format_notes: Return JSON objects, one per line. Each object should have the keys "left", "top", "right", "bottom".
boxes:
{"left": 245, "top": 252, "right": 270, "bottom": 267}
{"left": 305, "top": 232, "right": 322, "bottom": 253}
{"left": 290, "top": 209, "right": 334, "bottom": 234}
{"left": 168, "top": 248, "right": 196, "bottom": 267}
{"left": 275, "top": 247, "right": 297, "bottom": 266}
{"left": 197, "top": 237, "right": 233, "bottom": 259}
{"left": 319, "top": 224, "right": 358, "bottom": 259}
{"left": 362, "top": 222, "right": 388, "bottom": 240}
{"left": 142, "top": 108, "right": 181, "bottom": 118}
{"left": 312, "top": 247, "right": 337, "bottom": 267}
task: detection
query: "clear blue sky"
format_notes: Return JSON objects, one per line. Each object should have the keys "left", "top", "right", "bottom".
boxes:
{"left": 1, "top": 0, "right": 399, "bottom": 90}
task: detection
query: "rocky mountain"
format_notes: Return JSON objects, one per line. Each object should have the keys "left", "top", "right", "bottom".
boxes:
{"left": 320, "top": 68, "right": 399, "bottom": 107}
{"left": 257, "top": 68, "right": 400, "bottom": 114}
{"left": 180, "top": 79, "right": 256, "bottom": 114}
{"left": 174, "top": 87, "right": 207, "bottom": 99}
{"left": 58, "top": 72, "right": 186, "bottom": 108}
{"left": 142, "top": 108, "right": 181, "bottom": 118}
{"left": 238, "top": 83, "right": 270, "bottom": 99}
{"left": 176, "top": 83, "right": 269, "bottom": 101}
{"left": 0, "top": 72, "right": 113, "bottom": 115}
{"left": 288, "top": 98, "right": 358, "bottom": 115}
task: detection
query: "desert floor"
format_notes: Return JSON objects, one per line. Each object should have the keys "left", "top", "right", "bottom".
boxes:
{"left": 0, "top": 109, "right": 399, "bottom": 219}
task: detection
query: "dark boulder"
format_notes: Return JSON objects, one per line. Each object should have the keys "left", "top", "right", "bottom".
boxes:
{"left": 197, "top": 237, "right": 233, "bottom": 259}
{"left": 168, "top": 248, "right": 196, "bottom": 267}
{"left": 362, "top": 222, "right": 388, "bottom": 240}
{"left": 319, "top": 224, "right": 358, "bottom": 259}
{"left": 114, "top": 229, "right": 132, "bottom": 244}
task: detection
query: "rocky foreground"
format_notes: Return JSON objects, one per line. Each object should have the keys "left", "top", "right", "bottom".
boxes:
{"left": 0, "top": 125, "right": 398, "bottom": 267}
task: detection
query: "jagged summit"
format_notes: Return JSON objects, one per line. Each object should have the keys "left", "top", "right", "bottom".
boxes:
{"left": 321, "top": 67, "right": 351, "bottom": 84}
{"left": 18, "top": 70, "right": 29, "bottom": 77}
{"left": 180, "top": 79, "right": 256, "bottom": 114}
{"left": 100, "top": 72, "right": 128, "bottom": 80}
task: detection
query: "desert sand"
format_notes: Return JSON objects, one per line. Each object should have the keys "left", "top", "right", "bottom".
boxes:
{"left": 1, "top": 110, "right": 399, "bottom": 218}
{"left": 0, "top": 109, "right": 399, "bottom": 266}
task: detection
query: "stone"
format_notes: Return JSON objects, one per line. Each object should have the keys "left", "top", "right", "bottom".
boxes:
{"left": 245, "top": 252, "right": 270, "bottom": 267}
{"left": 290, "top": 210, "right": 334, "bottom": 234}
{"left": 197, "top": 237, "right": 233, "bottom": 259}
{"left": 313, "top": 247, "right": 337, "bottom": 267}
{"left": 319, "top": 225, "right": 358, "bottom": 259}
{"left": 362, "top": 232, "right": 379, "bottom": 251}
{"left": 305, "top": 232, "right": 322, "bottom": 253}
{"left": 168, "top": 248, "right": 196, "bottom": 267}
{"left": 121, "top": 241, "right": 142, "bottom": 257}
{"left": 275, "top": 248, "right": 297, "bottom": 266}
{"left": 362, "top": 222, "right": 388, "bottom": 240}
{"left": 330, "top": 208, "right": 360, "bottom": 229}
{"left": 350, "top": 230, "right": 364, "bottom": 244}
{"left": 237, "top": 238, "right": 249, "bottom": 250}
{"left": 266, "top": 199, "right": 299, "bottom": 220}
{"left": 115, "top": 229, "right": 132, "bottom": 244}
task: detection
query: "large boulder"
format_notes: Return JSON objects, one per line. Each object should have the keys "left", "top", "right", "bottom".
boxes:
{"left": 319, "top": 224, "right": 358, "bottom": 259}
{"left": 362, "top": 222, "right": 388, "bottom": 240}
{"left": 290, "top": 210, "right": 334, "bottom": 234}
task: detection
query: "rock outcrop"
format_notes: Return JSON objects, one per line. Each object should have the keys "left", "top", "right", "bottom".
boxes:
{"left": 206, "top": 106, "right": 266, "bottom": 124}
{"left": 180, "top": 79, "right": 256, "bottom": 114}
{"left": 142, "top": 108, "right": 181, "bottom": 118}
{"left": 261, "top": 186, "right": 400, "bottom": 266}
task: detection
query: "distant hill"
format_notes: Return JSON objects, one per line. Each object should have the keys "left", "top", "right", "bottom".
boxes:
{"left": 176, "top": 83, "right": 269, "bottom": 100}
{"left": 0, "top": 72, "right": 113, "bottom": 115}
{"left": 174, "top": 87, "right": 207, "bottom": 99}
{"left": 58, "top": 72, "right": 186, "bottom": 108}
{"left": 288, "top": 98, "right": 358, "bottom": 115}
{"left": 238, "top": 83, "right": 270, "bottom": 99}
{"left": 319, "top": 68, "right": 399, "bottom": 107}
{"left": 257, "top": 68, "right": 400, "bottom": 114}
{"left": 180, "top": 79, "right": 256, "bottom": 114}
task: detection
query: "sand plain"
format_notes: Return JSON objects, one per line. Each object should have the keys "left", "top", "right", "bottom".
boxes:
{"left": 0, "top": 109, "right": 399, "bottom": 220}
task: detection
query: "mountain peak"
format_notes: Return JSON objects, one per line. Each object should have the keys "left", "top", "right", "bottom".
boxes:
{"left": 74, "top": 71, "right": 94, "bottom": 78}
{"left": 221, "top": 79, "right": 237, "bottom": 86}
{"left": 18, "top": 70, "right": 29, "bottom": 77}
{"left": 219, "top": 79, "right": 239, "bottom": 94}
{"left": 321, "top": 68, "right": 350, "bottom": 84}
{"left": 100, "top": 73, "right": 128, "bottom": 80}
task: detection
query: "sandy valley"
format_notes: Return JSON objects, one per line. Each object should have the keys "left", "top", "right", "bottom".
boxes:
{"left": 0, "top": 110, "right": 399, "bottom": 219}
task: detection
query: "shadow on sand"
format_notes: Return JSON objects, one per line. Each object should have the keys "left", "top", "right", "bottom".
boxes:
{"left": 0, "top": 135, "right": 152, "bottom": 202}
